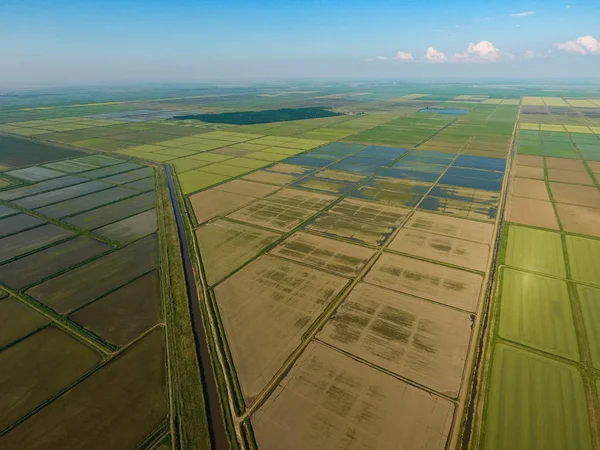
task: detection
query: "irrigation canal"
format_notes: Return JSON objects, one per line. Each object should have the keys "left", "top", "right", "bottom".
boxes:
{"left": 165, "top": 166, "right": 229, "bottom": 450}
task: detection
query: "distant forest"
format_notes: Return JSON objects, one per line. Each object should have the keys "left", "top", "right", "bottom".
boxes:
{"left": 174, "top": 107, "right": 344, "bottom": 125}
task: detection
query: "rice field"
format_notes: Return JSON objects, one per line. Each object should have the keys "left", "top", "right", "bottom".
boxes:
{"left": 0, "top": 150, "right": 179, "bottom": 447}
{"left": 2, "top": 90, "right": 600, "bottom": 449}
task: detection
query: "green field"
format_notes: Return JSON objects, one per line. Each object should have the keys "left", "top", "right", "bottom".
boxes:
{"left": 498, "top": 268, "right": 579, "bottom": 360}
{"left": 483, "top": 343, "right": 593, "bottom": 450}
{"left": 504, "top": 225, "right": 566, "bottom": 277}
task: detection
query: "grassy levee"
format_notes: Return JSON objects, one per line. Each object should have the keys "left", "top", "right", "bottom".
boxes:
{"left": 156, "top": 168, "right": 210, "bottom": 449}
{"left": 207, "top": 290, "right": 246, "bottom": 416}
{"left": 241, "top": 420, "right": 258, "bottom": 450}
{"left": 170, "top": 164, "right": 241, "bottom": 449}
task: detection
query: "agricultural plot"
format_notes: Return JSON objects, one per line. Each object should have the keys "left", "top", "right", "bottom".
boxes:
{"left": 270, "top": 232, "right": 375, "bottom": 277}
{"left": 482, "top": 344, "right": 592, "bottom": 450}
{"left": 0, "top": 327, "right": 101, "bottom": 431}
{"left": 27, "top": 234, "right": 159, "bottom": 314}
{"left": 252, "top": 342, "right": 454, "bottom": 450}
{"left": 498, "top": 268, "right": 579, "bottom": 360}
{"left": 70, "top": 270, "right": 162, "bottom": 346}
{"left": 0, "top": 297, "right": 48, "bottom": 349}
{"left": 365, "top": 252, "right": 483, "bottom": 312}
{"left": 12, "top": 88, "right": 595, "bottom": 450}
{"left": 196, "top": 219, "right": 281, "bottom": 285}
{"left": 0, "top": 329, "right": 168, "bottom": 449}
{"left": 388, "top": 228, "right": 490, "bottom": 272}
{"left": 306, "top": 198, "right": 409, "bottom": 246}
{"left": 478, "top": 101, "right": 600, "bottom": 450}
{"left": 0, "top": 149, "right": 184, "bottom": 447}
{"left": 318, "top": 282, "right": 472, "bottom": 396}
{"left": 213, "top": 255, "right": 348, "bottom": 403}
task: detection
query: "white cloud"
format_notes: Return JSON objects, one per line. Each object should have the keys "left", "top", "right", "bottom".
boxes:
{"left": 396, "top": 51, "right": 414, "bottom": 61}
{"left": 424, "top": 47, "right": 447, "bottom": 62}
{"left": 510, "top": 11, "right": 536, "bottom": 17}
{"left": 566, "top": 5, "right": 571, "bottom": 8}
{"left": 555, "top": 35, "right": 600, "bottom": 55}
{"left": 453, "top": 40, "right": 503, "bottom": 62}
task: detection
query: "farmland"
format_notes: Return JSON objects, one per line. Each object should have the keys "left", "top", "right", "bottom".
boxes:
{"left": 2, "top": 83, "right": 600, "bottom": 450}
{"left": 0, "top": 138, "right": 209, "bottom": 448}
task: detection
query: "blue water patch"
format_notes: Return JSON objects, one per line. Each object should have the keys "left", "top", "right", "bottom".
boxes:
{"left": 439, "top": 167, "right": 504, "bottom": 191}
{"left": 291, "top": 177, "right": 356, "bottom": 195}
{"left": 419, "top": 107, "right": 468, "bottom": 115}
{"left": 391, "top": 161, "right": 448, "bottom": 171}
{"left": 356, "top": 145, "right": 409, "bottom": 161}
{"left": 379, "top": 168, "right": 441, "bottom": 183}
{"left": 340, "top": 155, "right": 392, "bottom": 167}
{"left": 453, "top": 155, "right": 506, "bottom": 172}
{"left": 285, "top": 156, "right": 334, "bottom": 168}
{"left": 328, "top": 162, "right": 380, "bottom": 174}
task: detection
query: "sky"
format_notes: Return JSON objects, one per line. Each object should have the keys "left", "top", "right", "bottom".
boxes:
{"left": 1, "top": 0, "right": 599, "bottom": 87}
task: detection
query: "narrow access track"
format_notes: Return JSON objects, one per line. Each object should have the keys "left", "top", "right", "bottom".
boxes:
{"left": 165, "top": 166, "right": 229, "bottom": 450}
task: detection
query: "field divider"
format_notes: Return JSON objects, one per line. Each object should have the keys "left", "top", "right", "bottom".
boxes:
{"left": 314, "top": 338, "right": 460, "bottom": 403}
{"left": 457, "top": 101, "right": 520, "bottom": 450}
{"left": 3, "top": 289, "right": 112, "bottom": 355}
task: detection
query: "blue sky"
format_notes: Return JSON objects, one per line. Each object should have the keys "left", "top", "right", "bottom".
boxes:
{"left": 1, "top": 0, "right": 599, "bottom": 86}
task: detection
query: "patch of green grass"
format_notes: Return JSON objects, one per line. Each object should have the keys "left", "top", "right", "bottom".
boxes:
{"left": 483, "top": 343, "right": 592, "bottom": 450}
{"left": 498, "top": 268, "right": 579, "bottom": 360}
{"left": 178, "top": 171, "right": 229, "bottom": 194}
{"left": 504, "top": 225, "right": 566, "bottom": 277}
{"left": 577, "top": 284, "right": 600, "bottom": 369}
{"left": 565, "top": 235, "right": 600, "bottom": 286}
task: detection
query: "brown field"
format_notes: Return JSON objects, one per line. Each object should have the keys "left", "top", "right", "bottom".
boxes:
{"left": 306, "top": 198, "right": 409, "bottom": 246}
{"left": 404, "top": 211, "right": 494, "bottom": 244}
{"left": 94, "top": 209, "right": 157, "bottom": 244}
{"left": 252, "top": 341, "right": 454, "bottom": 450}
{"left": 70, "top": 271, "right": 162, "bottom": 346}
{"left": 0, "top": 297, "right": 48, "bottom": 349}
{"left": 506, "top": 196, "right": 559, "bottom": 229}
{"left": 189, "top": 189, "right": 256, "bottom": 224}
{"left": 196, "top": 219, "right": 281, "bottom": 285}
{"left": 545, "top": 157, "right": 587, "bottom": 171}
{"left": 365, "top": 253, "right": 483, "bottom": 312}
{"left": 0, "top": 329, "right": 167, "bottom": 449}
{"left": 555, "top": 204, "right": 600, "bottom": 237}
{"left": 227, "top": 199, "right": 318, "bottom": 232}
{"left": 516, "top": 155, "right": 544, "bottom": 167}
{"left": 0, "top": 327, "right": 101, "bottom": 431}
{"left": 511, "top": 178, "right": 550, "bottom": 201}
{"left": 547, "top": 169, "right": 593, "bottom": 186}
{"left": 318, "top": 282, "right": 472, "bottom": 396}
{"left": 514, "top": 165, "right": 544, "bottom": 180}
{"left": 214, "top": 255, "right": 348, "bottom": 403}
{"left": 27, "top": 235, "right": 159, "bottom": 314}
{"left": 549, "top": 182, "right": 600, "bottom": 208}
{"left": 213, "top": 179, "right": 279, "bottom": 198}
{"left": 270, "top": 232, "right": 376, "bottom": 277}
{"left": 388, "top": 229, "right": 490, "bottom": 272}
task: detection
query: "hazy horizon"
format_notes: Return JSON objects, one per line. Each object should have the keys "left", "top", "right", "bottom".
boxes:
{"left": 2, "top": 0, "right": 599, "bottom": 88}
